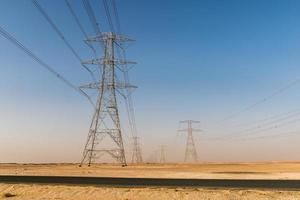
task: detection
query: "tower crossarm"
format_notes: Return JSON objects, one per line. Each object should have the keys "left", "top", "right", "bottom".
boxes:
{"left": 85, "top": 32, "right": 135, "bottom": 43}
{"left": 178, "top": 128, "right": 202, "bottom": 132}
{"left": 80, "top": 82, "right": 137, "bottom": 90}
{"left": 180, "top": 120, "right": 200, "bottom": 123}
{"left": 82, "top": 58, "right": 136, "bottom": 65}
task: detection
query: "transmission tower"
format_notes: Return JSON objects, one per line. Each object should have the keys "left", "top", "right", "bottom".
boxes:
{"left": 79, "top": 32, "right": 136, "bottom": 166}
{"left": 159, "top": 145, "right": 167, "bottom": 163}
{"left": 131, "top": 136, "right": 143, "bottom": 163}
{"left": 178, "top": 120, "right": 201, "bottom": 163}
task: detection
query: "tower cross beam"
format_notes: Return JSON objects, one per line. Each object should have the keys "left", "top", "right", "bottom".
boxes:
{"left": 85, "top": 33, "right": 135, "bottom": 43}
{"left": 79, "top": 82, "right": 137, "bottom": 90}
{"left": 82, "top": 58, "right": 136, "bottom": 65}
{"left": 178, "top": 128, "right": 202, "bottom": 132}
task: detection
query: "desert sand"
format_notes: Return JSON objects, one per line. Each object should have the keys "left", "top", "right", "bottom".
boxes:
{"left": 1, "top": 162, "right": 300, "bottom": 199}
{"left": 1, "top": 162, "right": 300, "bottom": 179}
{"left": 1, "top": 184, "right": 300, "bottom": 200}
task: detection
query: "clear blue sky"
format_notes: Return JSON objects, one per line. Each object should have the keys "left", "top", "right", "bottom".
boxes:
{"left": 1, "top": 0, "right": 300, "bottom": 163}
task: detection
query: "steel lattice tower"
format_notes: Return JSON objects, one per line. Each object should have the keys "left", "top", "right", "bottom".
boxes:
{"left": 178, "top": 120, "right": 201, "bottom": 163}
{"left": 159, "top": 145, "right": 167, "bottom": 163}
{"left": 131, "top": 136, "right": 143, "bottom": 163}
{"left": 79, "top": 32, "right": 136, "bottom": 166}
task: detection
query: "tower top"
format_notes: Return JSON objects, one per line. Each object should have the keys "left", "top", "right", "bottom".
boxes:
{"left": 85, "top": 32, "right": 135, "bottom": 43}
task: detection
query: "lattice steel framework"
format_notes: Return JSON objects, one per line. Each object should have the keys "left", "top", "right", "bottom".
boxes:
{"left": 178, "top": 120, "right": 201, "bottom": 163}
{"left": 131, "top": 136, "right": 143, "bottom": 163}
{"left": 159, "top": 145, "right": 167, "bottom": 163}
{"left": 79, "top": 32, "right": 136, "bottom": 166}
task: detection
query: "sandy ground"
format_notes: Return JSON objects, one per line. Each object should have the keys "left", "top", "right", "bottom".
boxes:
{"left": 2, "top": 162, "right": 300, "bottom": 199}
{"left": 1, "top": 184, "right": 300, "bottom": 200}
{"left": 1, "top": 162, "right": 300, "bottom": 179}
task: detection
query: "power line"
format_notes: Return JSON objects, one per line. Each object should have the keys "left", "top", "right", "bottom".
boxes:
{"left": 102, "top": 0, "right": 115, "bottom": 33}
{"left": 104, "top": 0, "right": 139, "bottom": 141}
{"left": 0, "top": 25, "right": 94, "bottom": 106}
{"left": 117, "top": 44, "right": 139, "bottom": 139}
{"left": 107, "top": 0, "right": 137, "bottom": 136}
{"left": 82, "top": 0, "right": 102, "bottom": 35}
{"left": 111, "top": 0, "right": 121, "bottom": 34}
{"left": 231, "top": 109, "right": 300, "bottom": 139}
{"left": 102, "top": 0, "right": 121, "bottom": 34}
{"left": 235, "top": 110, "right": 300, "bottom": 135}
{"left": 219, "top": 77, "right": 300, "bottom": 123}
{"left": 107, "top": 0, "right": 142, "bottom": 164}
{"left": 119, "top": 52, "right": 138, "bottom": 138}
{"left": 233, "top": 108, "right": 300, "bottom": 128}
{"left": 131, "top": 136, "right": 143, "bottom": 163}
{"left": 64, "top": 0, "right": 97, "bottom": 54}
{"left": 81, "top": 0, "right": 105, "bottom": 54}
{"left": 65, "top": 0, "right": 89, "bottom": 39}
{"left": 231, "top": 117, "right": 300, "bottom": 140}
{"left": 120, "top": 61, "right": 137, "bottom": 137}
{"left": 32, "top": 0, "right": 96, "bottom": 82}
{"left": 206, "top": 108, "right": 300, "bottom": 141}
{"left": 210, "top": 116, "right": 300, "bottom": 141}
{"left": 234, "top": 131, "right": 300, "bottom": 141}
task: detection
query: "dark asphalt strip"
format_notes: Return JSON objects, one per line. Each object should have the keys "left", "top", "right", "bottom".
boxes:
{"left": 0, "top": 176, "right": 300, "bottom": 189}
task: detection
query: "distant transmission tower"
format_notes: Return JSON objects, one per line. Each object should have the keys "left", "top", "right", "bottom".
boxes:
{"left": 159, "top": 145, "right": 167, "bottom": 163}
{"left": 131, "top": 136, "right": 143, "bottom": 163}
{"left": 178, "top": 120, "right": 201, "bottom": 163}
{"left": 79, "top": 32, "right": 136, "bottom": 166}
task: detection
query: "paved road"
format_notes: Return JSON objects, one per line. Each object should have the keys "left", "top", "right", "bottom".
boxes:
{"left": 1, "top": 175, "right": 300, "bottom": 189}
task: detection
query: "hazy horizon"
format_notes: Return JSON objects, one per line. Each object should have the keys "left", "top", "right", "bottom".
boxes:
{"left": 1, "top": 0, "right": 300, "bottom": 163}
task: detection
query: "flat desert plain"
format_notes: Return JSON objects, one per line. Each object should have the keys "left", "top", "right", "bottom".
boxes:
{"left": 1, "top": 162, "right": 300, "bottom": 179}
{"left": 1, "top": 162, "right": 300, "bottom": 199}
